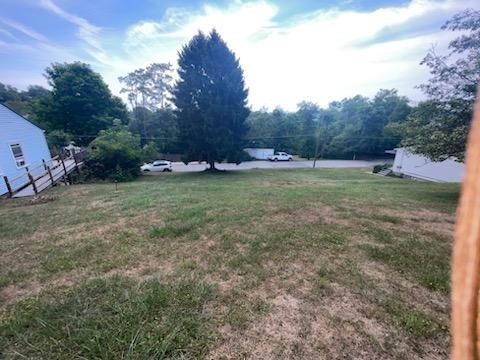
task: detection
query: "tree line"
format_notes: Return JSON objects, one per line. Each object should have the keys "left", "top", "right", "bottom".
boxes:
{"left": 246, "top": 89, "right": 410, "bottom": 160}
{"left": 0, "top": 74, "right": 411, "bottom": 160}
{"left": 0, "top": 9, "right": 478, "bottom": 178}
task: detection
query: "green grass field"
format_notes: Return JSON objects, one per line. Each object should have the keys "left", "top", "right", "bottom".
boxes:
{"left": 0, "top": 169, "right": 458, "bottom": 359}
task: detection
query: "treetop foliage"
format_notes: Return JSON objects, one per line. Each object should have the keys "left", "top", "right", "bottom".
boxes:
{"left": 401, "top": 8, "right": 480, "bottom": 161}
{"left": 33, "top": 62, "right": 129, "bottom": 146}
{"left": 119, "top": 63, "right": 174, "bottom": 110}
{"left": 0, "top": 83, "right": 49, "bottom": 119}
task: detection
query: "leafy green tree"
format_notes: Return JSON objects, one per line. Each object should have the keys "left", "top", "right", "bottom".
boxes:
{"left": 34, "top": 62, "right": 129, "bottom": 145}
{"left": 151, "top": 108, "right": 179, "bottom": 153}
{"left": 128, "top": 106, "right": 178, "bottom": 151}
{"left": 119, "top": 63, "right": 173, "bottom": 110}
{"left": 0, "top": 82, "right": 19, "bottom": 104}
{"left": 147, "top": 63, "right": 174, "bottom": 109}
{"left": 84, "top": 121, "right": 142, "bottom": 181}
{"left": 401, "top": 101, "right": 469, "bottom": 161}
{"left": 246, "top": 109, "right": 276, "bottom": 148}
{"left": 46, "top": 130, "right": 72, "bottom": 155}
{"left": 401, "top": 9, "right": 480, "bottom": 161}
{"left": 327, "top": 95, "right": 372, "bottom": 158}
{"left": 173, "top": 30, "right": 250, "bottom": 170}
{"left": 129, "top": 106, "right": 153, "bottom": 145}
{"left": 269, "top": 109, "right": 301, "bottom": 154}
{"left": 246, "top": 109, "right": 300, "bottom": 154}
{"left": 314, "top": 109, "right": 336, "bottom": 158}
{"left": 325, "top": 90, "right": 409, "bottom": 158}
{"left": 297, "top": 102, "right": 320, "bottom": 159}
{"left": 120, "top": 63, "right": 174, "bottom": 147}
{"left": 0, "top": 82, "right": 50, "bottom": 119}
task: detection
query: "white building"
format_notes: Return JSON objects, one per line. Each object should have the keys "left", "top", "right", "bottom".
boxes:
{"left": 391, "top": 147, "right": 464, "bottom": 183}
{"left": 244, "top": 148, "right": 274, "bottom": 160}
{"left": 0, "top": 104, "right": 52, "bottom": 195}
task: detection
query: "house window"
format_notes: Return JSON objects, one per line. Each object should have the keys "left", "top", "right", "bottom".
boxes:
{"left": 10, "top": 143, "right": 26, "bottom": 167}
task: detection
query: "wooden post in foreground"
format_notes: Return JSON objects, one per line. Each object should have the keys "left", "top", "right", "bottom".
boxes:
{"left": 3, "top": 176, "right": 12, "bottom": 197}
{"left": 46, "top": 165, "right": 54, "bottom": 185}
{"left": 60, "top": 156, "right": 68, "bottom": 185}
{"left": 452, "top": 92, "right": 480, "bottom": 359}
{"left": 27, "top": 170, "right": 38, "bottom": 195}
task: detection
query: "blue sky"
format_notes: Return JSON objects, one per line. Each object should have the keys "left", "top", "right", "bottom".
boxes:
{"left": 0, "top": 0, "right": 476, "bottom": 110}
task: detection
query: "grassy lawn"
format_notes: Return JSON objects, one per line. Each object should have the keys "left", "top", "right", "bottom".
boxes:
{"left": 0, "top": 168, "right": 458, "bottom": 359}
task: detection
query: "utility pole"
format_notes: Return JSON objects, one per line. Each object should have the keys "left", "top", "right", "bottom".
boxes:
{"left": 313, "top": 131, "right": 321, "bottom": 169}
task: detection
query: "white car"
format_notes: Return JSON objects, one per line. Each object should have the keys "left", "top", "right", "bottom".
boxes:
{"left": 268, "top": 152, "right": 293, "bottom": 161}
{"left": 141, "top": 160, "right": 173, "bottom": 172}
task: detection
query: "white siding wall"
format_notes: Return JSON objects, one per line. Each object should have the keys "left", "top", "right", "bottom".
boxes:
{"left": 393, "top": 147, "right": 464, "bottom": 183}
{"left": 0, "top": 105, "right": 51, "bottom": 195}
{"left": 244, "top": 148, "right": 274, "bottom": 160}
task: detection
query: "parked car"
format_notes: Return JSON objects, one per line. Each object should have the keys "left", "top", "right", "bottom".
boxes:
{"left": 141, "top": 160, "right": 172, "bottom": 172}
{"left": 268, "top": 152, "right": 293, "bottom": 161}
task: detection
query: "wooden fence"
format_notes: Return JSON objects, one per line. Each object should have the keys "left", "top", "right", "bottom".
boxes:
{"left": 2, "top": 150, "right": 86, "bottom": 198}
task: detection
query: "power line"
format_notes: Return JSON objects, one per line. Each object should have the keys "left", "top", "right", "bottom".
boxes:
{"left": 66, "top": 133, "right": 401, "bottom": 141}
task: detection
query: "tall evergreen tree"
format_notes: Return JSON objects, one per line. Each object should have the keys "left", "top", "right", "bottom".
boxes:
{"left": 173, "top": 30, "right": 250, "bottom": 170}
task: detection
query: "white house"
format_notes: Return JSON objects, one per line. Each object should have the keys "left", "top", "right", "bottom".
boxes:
{"left": 391, "top": 147, "right": 464, "bottom": 183}
{"left": 0, "top": 104, "right": 52, "bottom": 195}
{"left": 244, "top": 148, "right": 274, "bottom": 160}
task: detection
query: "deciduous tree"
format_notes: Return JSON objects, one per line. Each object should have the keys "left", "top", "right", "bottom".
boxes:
{"left": 401, "top": 9, "right": 480, "bottom": 161}
{"left": 34, "top": 62, "right": 128, "bottom": 145}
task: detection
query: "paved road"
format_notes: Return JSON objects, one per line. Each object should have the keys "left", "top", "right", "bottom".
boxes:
{"left": 169, "top": 159, "right": 385, "bottom": 172}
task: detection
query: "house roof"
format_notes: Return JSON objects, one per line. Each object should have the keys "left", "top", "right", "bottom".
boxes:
{"left": 0, "top": 103, "right": 45, "bottom": 131}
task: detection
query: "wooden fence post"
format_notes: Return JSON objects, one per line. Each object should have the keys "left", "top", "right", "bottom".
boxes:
{"left": 3, "top": 176, "right": 13, "bottom": 198}
{"left": 46, "top": 165, "right": 54, "bottom": 185}
{"left": 73, "top": 152, "right": 81, "bottom": 175}
{"left": 42, "top": 159, "right": 47, "bottom": 171}
{"left": 27, "top": 170, "right": 38, "bottom": 195}
{"left": 60, "top": 157, "right": 68, "bottom": 185}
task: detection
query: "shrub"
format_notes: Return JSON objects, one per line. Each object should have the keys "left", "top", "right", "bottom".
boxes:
{"left": 84, "top": 122, "right": 142, "bottom": 181}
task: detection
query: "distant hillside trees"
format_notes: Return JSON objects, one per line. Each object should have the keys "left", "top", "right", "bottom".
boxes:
{"left": 128, "top": 106, "right": 179, "bottom": 154}
{"left": 33, "top": 62, "right": 129, "bottom": 146}
{"left": 401, "top": 9, "right": 480, "bottom": 161}
{"left": 246, "top": 89, "right": 410, "bottom": 159}
{"left": 173, "top": 30, "right": 250, "bottom": 170}
{"left": 0, "top": 83, "right": 49, "bottom": 119}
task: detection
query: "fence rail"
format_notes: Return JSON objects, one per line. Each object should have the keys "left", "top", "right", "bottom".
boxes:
{"left": 2, "top": 150, "right": 86, "bottom": 198}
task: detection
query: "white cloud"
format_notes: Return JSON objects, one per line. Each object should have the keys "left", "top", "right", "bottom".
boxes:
{"left": 113, "top": 0, "right": 477, "bottom": 110}
{"left": 0, "top": 16, "right": 76, "bottom": 65}
{"left": 0, "top": 28, "right": 18, "bottom": 41}
{"left": 13, "top": 0, "right": 476, "bottom": 110}
{"left": 39, "top": 0, "right": 111, "bottom": 64}
{"left": 0, "top": 17, "right": 49, "bottom": 42}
